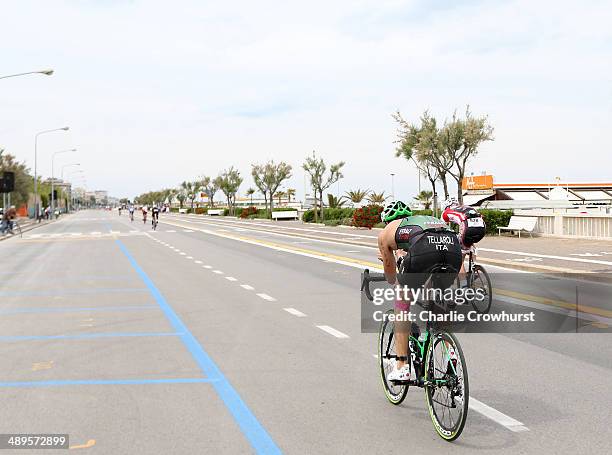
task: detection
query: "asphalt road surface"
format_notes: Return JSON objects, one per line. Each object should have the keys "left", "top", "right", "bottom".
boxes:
{"left": 0, "top": 210, "right": 610, "bottom": 454}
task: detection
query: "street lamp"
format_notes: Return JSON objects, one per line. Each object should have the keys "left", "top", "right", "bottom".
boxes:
{"left": 63, "top": 167, "right": 82, "bottom": 213}
{"left": 51, "top": 149, "right": 77, "bottom": 218}
{"left": 61, "top": 163, "right": 80, "bottom": 181}
{"left": 0, "top": 69, "right": 54, "bottom": 80}
{"left": 34, "top": 127, "right": 69, "bottom": 219}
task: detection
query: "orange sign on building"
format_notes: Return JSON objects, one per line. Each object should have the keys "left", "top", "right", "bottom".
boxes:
{"left": 462, "top": 175, "right": 494, "bottom": 191}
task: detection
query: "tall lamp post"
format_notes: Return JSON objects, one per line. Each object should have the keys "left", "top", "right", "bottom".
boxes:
{"left": 51, "top": 150, "right": 77, "bottom": 218}
{"left": 34, "top": 127, "right": 69, "bottom": 219}
{"left": 0, "top": 69, "right": 54, "bottom": 80}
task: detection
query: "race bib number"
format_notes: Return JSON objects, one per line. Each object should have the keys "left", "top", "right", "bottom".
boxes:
{"left": 467, "top": 217, "right": 484, "bottom": 227}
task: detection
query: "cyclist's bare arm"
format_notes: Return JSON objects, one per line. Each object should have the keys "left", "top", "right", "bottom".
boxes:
{"left": 377, "top": 219, "right": 401, "bottom": 284}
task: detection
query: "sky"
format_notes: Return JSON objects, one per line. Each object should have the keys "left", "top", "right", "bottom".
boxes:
{"left": 1, "top": 0, "right": 611, "bottom": 202}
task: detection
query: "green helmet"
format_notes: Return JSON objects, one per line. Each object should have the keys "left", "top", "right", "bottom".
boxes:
{"left": 381, "top": 200, "right": 412, "bottom": 224}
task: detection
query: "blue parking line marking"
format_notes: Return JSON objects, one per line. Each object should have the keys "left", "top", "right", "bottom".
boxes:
{"left": 116, "top": 239, "right": 281, "bottom": 455}
{"left": 0, "top": 305, "right": 157, "bottom": 315}
{"left": 0, "top": 378, "right": 214, "bottom": 388}
{"left": 0, "top": 288, "right": 148, "bottom": 297}
{"left": 0, "top": 332, "right": 181, "bottom": 342}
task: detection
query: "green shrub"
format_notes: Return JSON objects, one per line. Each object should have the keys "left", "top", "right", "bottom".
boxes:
{"left": 412, "top": 209, "right": 433, "bottom": 216}
{"left": 353, "top": 204, "right": 383, "bottom": 229}
{"left": 479, "top": 209, "right": 513, "bottom": 235}
{"left": 170, "top": 207, "right": 179, "bottom": 213}
{"left": 303, "top": 207, "right": 354, "bottom": 223}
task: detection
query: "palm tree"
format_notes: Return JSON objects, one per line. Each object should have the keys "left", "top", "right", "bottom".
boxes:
{"left": 414, "top": 190, "right": 433, "bottom": 210}
{"left": 246, "top": 188, "right": 256, "bottom": 205}
{"left": 276, "top": 190, "right": 285, "bottom": 205}
{"left": 367, "top": 191, "right": 388, "bottom": 205}
{"left": 327, "top": 193, "right": 346, "bottom": 208}
{"left": 345, "top": 189, "right": 369, "bottom": 207}
{"left": 286, "top": 188, "right": 296, "bottom": 203}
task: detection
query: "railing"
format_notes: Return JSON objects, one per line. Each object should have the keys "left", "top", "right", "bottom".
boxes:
{"left": 514, "top": 210, "right": 612, "bottom": 239}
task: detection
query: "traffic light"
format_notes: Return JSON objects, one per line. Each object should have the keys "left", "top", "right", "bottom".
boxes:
{"left": 0, "top": 171, "right": 15, "bottom": 193}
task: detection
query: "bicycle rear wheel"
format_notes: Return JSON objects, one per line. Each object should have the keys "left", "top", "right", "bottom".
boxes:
{"left": 469, "top": 265, "right": 492, "bottom": 314}
{"left": 15, "top": 222, "right": 22, "bottom": 238}
{"left": 424, "top": 331, "right": 469, "bottom": 441}
{"left": 378, "top": 309, "right": 408, "bottom": 405}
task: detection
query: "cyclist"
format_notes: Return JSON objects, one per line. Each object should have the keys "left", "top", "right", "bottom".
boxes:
{"left": 128, "top": 204, "right": 135, "bottom": 221}
{"left": 442, "top": 198, "right": 486, "bottom": 284}
{"left": 0, "top": 205, "right": 17, "bottom": 234}
{"left": 142, "top": 205, "right": 148, "bottom": 223}
{"left": 377, "top": 201, "right": 462, "bottom": 381}
{"left": 151, "top": 204, "right": 160, "bottom": 225}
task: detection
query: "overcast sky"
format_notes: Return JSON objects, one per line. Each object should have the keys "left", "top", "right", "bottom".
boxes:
{"left": 1, "top": 0, "right": 611, "bottom": 202}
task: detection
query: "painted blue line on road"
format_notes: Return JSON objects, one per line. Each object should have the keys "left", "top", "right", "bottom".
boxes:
{"left": 116, "top": 239, "right": 281, "bottom": 455}
{"left": 0, "top": 378, "right": 214, "bottom": 388}
{"left": 0, "top": 332, "right": 181, "bottom": 342}
{"left": 0, "top": 305, "right": 157, "bottom": 315}
{"left": 0, "top": 288, "right": 148, "bottom": 297}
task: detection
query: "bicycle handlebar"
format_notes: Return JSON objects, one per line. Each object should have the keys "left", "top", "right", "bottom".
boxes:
{"left": 361, "top": 269, "right": 387, "bottom": 302}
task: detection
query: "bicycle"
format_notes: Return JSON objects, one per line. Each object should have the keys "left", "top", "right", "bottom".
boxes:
{"left": 362, "top": 268, "right": 469, "bottom": 442}
{"left": 129, "top": 211, "right": 134, "bottom": 222}
{"left": 152, "top": 217, "right": 158, "bottom": 230}
{"left": 0, "top": 219, "right": 22, "bottom": 238}
{"left": 457, "top": 247, "right": 492, "bottom": 314}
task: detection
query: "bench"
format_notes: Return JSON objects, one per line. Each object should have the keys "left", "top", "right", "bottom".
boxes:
{"left": 207, "top": 209, "right": 224, "bottom": 216}
{"left": 497, "top": 216, "right": 538, "bottom": 238}
{"left": 271, "top": 210, "right": 299, "bottom": 220}
{"left": 178, "top": 208, "right": 187, "bottom": 214}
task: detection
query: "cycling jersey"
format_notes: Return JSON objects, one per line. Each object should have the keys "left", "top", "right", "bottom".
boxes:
{"left": 393, "top": 215, "right": 462, "bottom": 289}
{"left": 442, "top": 205, "right": 485, "bottom": 250}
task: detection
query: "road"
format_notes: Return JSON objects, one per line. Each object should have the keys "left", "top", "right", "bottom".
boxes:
{"left": 0, "top": 210, "right": 610, "bottom": 454}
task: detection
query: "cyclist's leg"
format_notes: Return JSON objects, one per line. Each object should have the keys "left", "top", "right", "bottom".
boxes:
{"left": 394, "top": 297, "right": 411, "bottom": 369}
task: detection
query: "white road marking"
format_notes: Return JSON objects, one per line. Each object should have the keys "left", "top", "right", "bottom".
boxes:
{"left": 345, "top": 250, "right": 359, "bottom": 253}
{"left": 179, "top": 252, "right": 186, "bottom": 256}
{"left": 570, "top": 253, "right": 602, "bottom": 257}
{"left": 469, "top": 398, "right": 529, "bottom": 432}
{"left": 204, "top": 265, "right": 212, "bottom": 269}
{"left": 256, "top": 293, "right": 276, "bottom": 301}
{"left": 213, "top": 270, "right": 223, "bottom": 274}
{"left": 71, "top": 232, "right": 82, "bottom": 236}
{"left": 240, "top": 284, "right": 254, "bottom": 290}
{"left": 183, "top": 229, "right": 194, "bottom": 233}
{"left": 283, "top": 308, "right": 306, "bottom": 317}
{"left": 316, "top": 325, "right": 349, "bottom": 338}
{"left": 186, "top": 256, "right": 193, "bottom": 259}
{"left": 225, "top": 276, "right": 238, "bottom": 281}
{"left": 167, "top": 230, "right": 176, "bottom": 233}
{"left": 90, "top": 231, "right": 101, "bottom": 235}
{"left": 479, "top": 247, "right": 612, "bottom": 266}
{"left": 194, "top": 260, "right": 203, "bottom": 264}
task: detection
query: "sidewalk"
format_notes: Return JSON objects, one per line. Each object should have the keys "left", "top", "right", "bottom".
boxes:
{"left": 0, "top": 217, "right": 54, "bottom": 241}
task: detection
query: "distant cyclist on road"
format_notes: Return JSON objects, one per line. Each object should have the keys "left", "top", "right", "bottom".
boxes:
{"left": 151, "top": 204, "right": 160, "bottom": 226}
{"left": 128, "top": 204, "right": 135, "bottom": 222}
{"left": 377, "top": 201, "right": 461, "bottom": 382}
{"left": 142, "top": 205, "right": 148, "bottom": 223}
{"left": 442, "top": 198, "right": 486, "bottom": 285}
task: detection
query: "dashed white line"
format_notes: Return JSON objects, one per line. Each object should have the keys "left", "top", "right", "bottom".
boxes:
{"left": 213, "top": 270, "right": 223, "bottom": 274}
{"left": 256, "top": 293, "right": 276, "bottom": 302}
{"left": 167, "top": 230, "right": 176, "bottom": 233}
{"left": 186, "top": 256, "right": 193, "bottom": 259}
{"left": 225, "top": 276, "right": 238, "bottom": 281}
{"left": 194, "top": 260, "right": 203, "bottom": 264}
{"left": 179, "top": 252, "right": 186, "bottom": 256}
{"left": 316, "top": 325, "right": 349, "bottom": 339}
{"left": 240, "top": 284, "right": 254, "bottom": 290}
{"left": 283, "top": 308, "right": 307, "bottom": 317}
{"left": 469, "top": 398, "right": 529, "bottom": 432}
{"left": 183, "top": 229, "right": 194, "bottom": 233}
{"left": 204, "top": 265, "right": 212, "bottom": 269}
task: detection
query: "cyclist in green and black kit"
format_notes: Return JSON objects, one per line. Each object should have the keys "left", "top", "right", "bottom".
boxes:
{"left": 377, "top": 201, "right": 462, "bottom": 381}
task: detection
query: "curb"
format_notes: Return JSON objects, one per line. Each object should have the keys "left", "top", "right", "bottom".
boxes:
{"left": 0, "top": 218, "right": 56, "bottom": 242}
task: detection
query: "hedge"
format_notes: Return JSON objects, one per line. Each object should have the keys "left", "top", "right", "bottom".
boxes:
{"left": 479, "top": 209, "right": 513, "bottom": 235}
{"left": 302, "top": 207, "right": 354, "bottom": 223}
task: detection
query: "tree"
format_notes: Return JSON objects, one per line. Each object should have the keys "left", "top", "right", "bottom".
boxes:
{"left": 246, "top": 187, "right": 256, "bottom": 205}
{"left": 345, "top": 189, "right": 369, "bottom": 207}
{"left": 367, "top": 191, "right": 388, "bottom": 205}
{"left": 180, "top": 181, "right": 200, "bottom": 209}
{"left": 440, "top": 107, "right": 494, "bottom": 203}
{"left": 215, "top": 166, "right": 243, "bottom": 216}
{"left": 286, "top": 188, "right": 296, "bottom": 203}
{"left": 327, "top": 193, "right": 346, "bottom": 208}
{"left": 251, "top": 161, "right": 292, "bottom": 217}
{"left": 176, "top": 189, "right": 187, "bottom": 208}
{"left": 0, "top": 149, "right": 33, "bottom": 208}
{"left": 275, "top": 190, "right": 285, "bottom": 205}
{"left": 200, "top": 176, "right": 218, "bottom": 207}
{"left": 414, "top": 190, "right": 433, "bottom": 210}
{"left": 302, "top": 151, "right": 344, "bottom": 222}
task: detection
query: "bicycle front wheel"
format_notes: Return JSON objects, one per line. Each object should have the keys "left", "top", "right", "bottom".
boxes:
{"left": 424, "top": 331, "right": 469, "bottom": 441}
{"left": 469, "top": 265, "right": 492, "bottom": 314}
{"left": 378, "top": 309, "right": 408, "bottom": 405}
